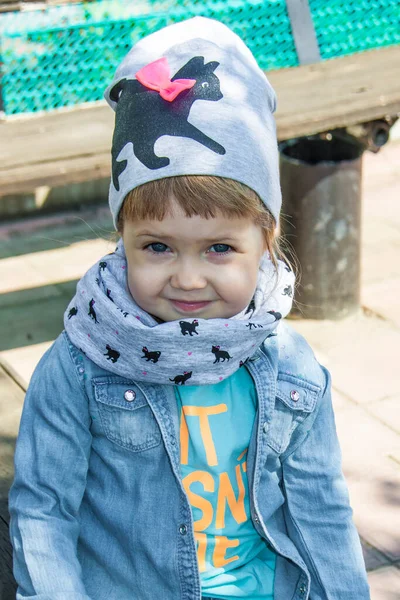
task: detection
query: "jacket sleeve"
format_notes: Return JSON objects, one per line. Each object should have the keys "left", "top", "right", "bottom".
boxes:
{"left": 8, "top": 332, "right": 93, "bottom": 599}
{"left": 280, "top": 364, "right": 371, "bottom": 600}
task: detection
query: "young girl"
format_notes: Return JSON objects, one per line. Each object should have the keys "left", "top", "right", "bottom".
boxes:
{"left": 9, "top": 16, "right": 370, "bottom": 600}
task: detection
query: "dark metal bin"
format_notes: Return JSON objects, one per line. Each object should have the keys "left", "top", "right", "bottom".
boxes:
{"left": 279, "top": 135, "right": 364, "bottom": 320}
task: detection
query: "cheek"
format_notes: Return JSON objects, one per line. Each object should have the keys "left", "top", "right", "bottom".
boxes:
{"left": 127, "top": 264, "right": 164, "bottom": 297}
{"left": 241, "top": 267, "right": 259, "bottom": 297}
{"left": 218, "top": 261, "right": 259, "bottom": 297}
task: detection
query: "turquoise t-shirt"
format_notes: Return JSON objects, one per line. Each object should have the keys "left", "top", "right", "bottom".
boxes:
{"left": 175, "top": 365, "right": 276, "bottom": 599}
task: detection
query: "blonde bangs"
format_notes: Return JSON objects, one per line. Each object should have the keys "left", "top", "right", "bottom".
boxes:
{"left": 118, "top": 175, "right": 271, "bottom": 228}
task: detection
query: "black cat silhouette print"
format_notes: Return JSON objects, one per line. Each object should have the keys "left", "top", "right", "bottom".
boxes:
{"left": 110, "top": 56, "right": 226, "bottom": 185}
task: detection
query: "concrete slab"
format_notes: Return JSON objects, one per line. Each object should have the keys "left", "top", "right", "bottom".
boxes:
{"left": 334, "top": 402, "right": 400, "bottom": 477}
{"left": 333, "top": 404, "right": 400, "bottom": 560}
{"left": 367, "top": 565, "right": 400, "bottom": 600}
{"left": 361, "top": 277, "right": 400, "bottom": 328}
{"left": 360, "top": 140, "right": 400, "bottom": 328}
{"left": 389, "top": 119, "right": 400, "bottom": 142}
{"left": 363, "top": 140, "right": 400, "bottom": 195}
{"left": 289, "top": 312, "right": 400, "bottom": 406}
{"left": 331, "top": 387, "right": 356, "bottom": 413}
{"left": 361, "top": 230, "right": 400, "bottom": 287}
{"left": 348, "top": 475, "right": 400, "bottom": 562}
{"left": 362, "top": 538, "right": 392, "bottom": 572}
{"left": 367, "top": 395, "right": 400, "bottom": 436}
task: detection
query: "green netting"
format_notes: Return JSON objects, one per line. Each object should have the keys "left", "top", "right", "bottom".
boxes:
{"left": 310, "top": 0, "right": 400, "bottom": 58}
{"left": 1, "top": 0, "right": 399, "bottom": 115}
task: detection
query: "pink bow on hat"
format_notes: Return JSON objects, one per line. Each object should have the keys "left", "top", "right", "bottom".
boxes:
{"left": 136, "top": 57, "right": 196, "bottom": 102}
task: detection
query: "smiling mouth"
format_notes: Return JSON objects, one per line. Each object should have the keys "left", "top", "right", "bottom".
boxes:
{"left": 170, "top": 299, "right": 212, "bottom": 312}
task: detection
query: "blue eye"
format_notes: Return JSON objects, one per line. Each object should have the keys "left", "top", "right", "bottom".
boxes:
{"left": 209, "top": 244, "right": 232, "bottom": 255}
{"left": 146, "top": 243, "right": 169, "bottom": 253}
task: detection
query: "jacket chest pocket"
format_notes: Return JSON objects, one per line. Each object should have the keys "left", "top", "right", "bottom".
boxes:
{"left": 267, "top": 374, "right": 320, "bottom": 454}
{"left": 92, "top": 377, "right": 162, "bottom": 452}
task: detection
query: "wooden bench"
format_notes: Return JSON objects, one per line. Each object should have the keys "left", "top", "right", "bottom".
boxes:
{"left": 0, "top": 363, "right": 25, "bottom": 600}
{"left": 0, "top": 0, "right": 82, "bottom": 13}
{"left": 1, "top": 44, "right": 399, "bottom": 202}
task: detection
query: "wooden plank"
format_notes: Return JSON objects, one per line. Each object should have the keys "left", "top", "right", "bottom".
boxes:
{"left": 0, "top": 364, "right": 25, "bottom": 521}
{"left": 0, "top": 289, "right": 67, "bottom": 352}
{"left": 0, "top": 365, "right": 24, "bottom": 598}
{"left": 0, "top": 105, "right": 113, "bottom": 171}
{"left": 0, "top": 152, "right": 111, "bottom": 195}
{"left": 268, "top": 45, "right": 400, "bottom": 140}
{"left": 0, "top": 45, "right": 399, "bottom": 197}
{"left": 0, "top": 515, "right": 17, "bottom": 600}
{"left": 0, "top": 1, "right": 45, "bottom": 12}
{"left": 0, "top": 0, "right": 82, "bottom": 8}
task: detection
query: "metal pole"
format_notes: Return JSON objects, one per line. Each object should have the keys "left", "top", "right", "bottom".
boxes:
{"left": 279, "top": 134, "right": 364, "bottom": 320}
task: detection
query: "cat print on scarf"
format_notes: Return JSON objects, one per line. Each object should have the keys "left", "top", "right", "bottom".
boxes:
{"left": 141, "top": 347, "right": 162, "bottom": 363}
{"left": 169, "top": 371, "right": 193, "bottom": 385}
{"left": 88, "top": 299, "right": 99, "bottom": 324}
{"left": 104, "top": 345, "right": 120, "bottom": 363}
{"left": 211, "top": 346, "right": 232, "bottom": 364}
{"left": 67, "top": 307, "right": 78, "bottom": 319}
{"left": 179, "top": 320, "right": 199, "bottom": 336}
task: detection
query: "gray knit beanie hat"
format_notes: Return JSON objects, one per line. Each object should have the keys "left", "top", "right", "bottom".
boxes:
{"left": 104, "top": 16, "right": 281, "bottom": 230}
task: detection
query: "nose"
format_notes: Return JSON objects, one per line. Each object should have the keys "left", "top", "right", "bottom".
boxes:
{"left": 169, "top": 257, "right": 207, "bottom": 291}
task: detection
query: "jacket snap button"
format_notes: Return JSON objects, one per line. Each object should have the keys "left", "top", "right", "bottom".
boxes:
{"left": 290, "top": 390, "right": 300, "bottom": 402}
{"left": 263, "top": 422, "right": 269, "bottom": 433}
{"left": 179, "top": 524, "right": 188, "bottom": 535}
{"left": 299, "top": 583, "right": 306, "bottom": 594}
{"left": 124, "top": 390, "right": 136, "bottom": 402}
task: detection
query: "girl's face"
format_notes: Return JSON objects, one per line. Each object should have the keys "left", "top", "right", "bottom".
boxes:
{"left": 122, "top": 196, "right": 268, "bottom": 322}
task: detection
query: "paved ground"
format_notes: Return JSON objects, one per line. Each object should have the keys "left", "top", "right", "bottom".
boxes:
{"left": 0, "top": 138, "right": 399, "bottom": 598}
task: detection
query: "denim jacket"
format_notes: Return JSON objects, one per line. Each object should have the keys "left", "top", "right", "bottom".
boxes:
{"left": 8, "top": 321, "right": 370, "bottom": 600}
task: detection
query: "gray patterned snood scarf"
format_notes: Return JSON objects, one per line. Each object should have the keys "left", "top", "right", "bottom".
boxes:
{"left": 64, "top": 238, "right": 295, "bottom": 386}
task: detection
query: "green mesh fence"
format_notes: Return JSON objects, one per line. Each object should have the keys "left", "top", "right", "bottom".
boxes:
{"left": 1, "top": 0, "right": 399, "bottom": 115}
